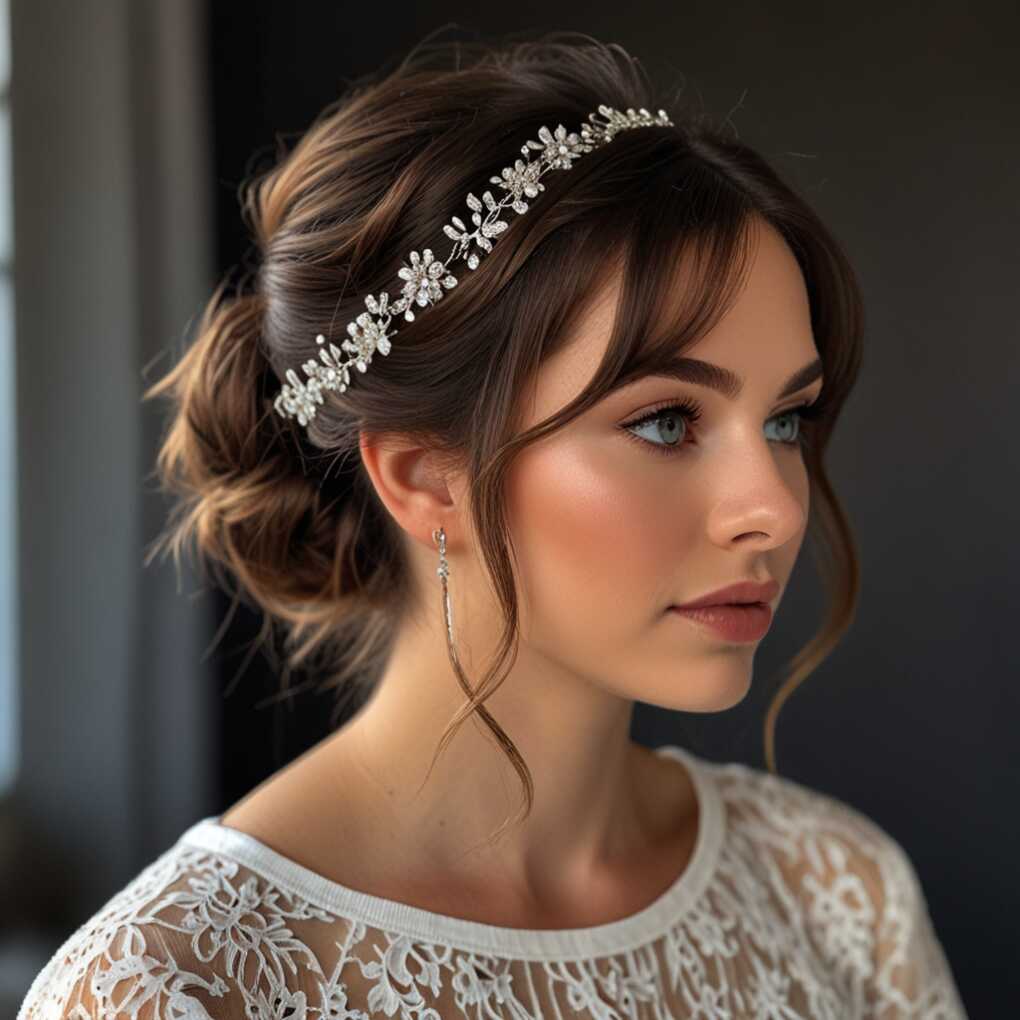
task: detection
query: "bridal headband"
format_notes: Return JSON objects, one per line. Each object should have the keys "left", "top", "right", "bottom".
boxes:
{"left": 272, "top": 104, "right": 674, "bottom": 428}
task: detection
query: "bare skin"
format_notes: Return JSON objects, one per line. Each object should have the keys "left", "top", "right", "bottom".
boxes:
{"left": 220, "top": 215, "right": 820, "bottom": 927}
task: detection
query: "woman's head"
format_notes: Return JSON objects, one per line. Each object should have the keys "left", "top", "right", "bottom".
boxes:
{"left": 144, "top": 30, "right": 863, "bottom": 828}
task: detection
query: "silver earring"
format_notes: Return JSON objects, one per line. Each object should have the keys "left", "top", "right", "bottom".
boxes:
{"left": 433, "top": 527, "right": 455, "bottom": 648}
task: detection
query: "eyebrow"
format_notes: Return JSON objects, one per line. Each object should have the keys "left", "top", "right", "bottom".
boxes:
{"left": 622, "top": 355, "right": 824, "bottom": 401}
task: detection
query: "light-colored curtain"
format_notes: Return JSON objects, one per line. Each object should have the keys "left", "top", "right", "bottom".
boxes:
{"left": 3, "top": 0, "right": 216, "bottom": 986}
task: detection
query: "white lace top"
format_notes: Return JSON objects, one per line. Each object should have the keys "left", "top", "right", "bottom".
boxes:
{"left": 17, "top": 745, "right": 967, "bottom": 1019}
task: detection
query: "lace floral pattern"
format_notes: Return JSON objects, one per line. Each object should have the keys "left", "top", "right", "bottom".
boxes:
{"left": 17, "top": 750, "right": 968, "bottom": 1019}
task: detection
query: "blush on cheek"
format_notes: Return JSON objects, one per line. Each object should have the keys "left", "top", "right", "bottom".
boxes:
{"left": 506, "top": 442, "right": 686, "bottom": 640}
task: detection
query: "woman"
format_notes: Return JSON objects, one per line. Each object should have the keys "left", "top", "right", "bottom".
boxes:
{"left": 19, "top": 29, "right": 966, "bottom": 1020}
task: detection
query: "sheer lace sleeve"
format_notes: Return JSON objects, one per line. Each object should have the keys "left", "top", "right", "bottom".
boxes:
{"left": 863, "top": 830, "right": 967, "bottom": 1018}
{"left": 714, "top": 761, "right": 968, "bottom": 1019}
{"left": 15, "top": 847, "right": 312, "bottom": 1020}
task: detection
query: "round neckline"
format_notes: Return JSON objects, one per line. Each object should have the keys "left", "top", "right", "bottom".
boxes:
{"left": 178, "top": 743, "right": 725, "bottom": 961}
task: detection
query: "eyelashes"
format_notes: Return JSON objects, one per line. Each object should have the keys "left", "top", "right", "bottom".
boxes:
{"left": 619, "top": 395, "right": 825, "bottom": 458}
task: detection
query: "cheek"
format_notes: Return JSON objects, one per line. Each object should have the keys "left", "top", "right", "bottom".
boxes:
{"left": 505, "top": 439, "right": 692, "bottom": 628}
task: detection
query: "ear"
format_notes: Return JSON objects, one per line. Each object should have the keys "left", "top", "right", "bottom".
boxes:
{"left": 358, "top": 429, "right": 468, "bottom": 552}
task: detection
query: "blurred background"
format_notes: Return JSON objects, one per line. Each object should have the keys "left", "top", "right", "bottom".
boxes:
{"left": 0, "top": 1, "right": 1016, "bottom": 1014}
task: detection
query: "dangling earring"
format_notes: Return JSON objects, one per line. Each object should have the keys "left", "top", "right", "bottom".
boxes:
{"left": 432, "top": 527, "right": 456, "bottom": 648}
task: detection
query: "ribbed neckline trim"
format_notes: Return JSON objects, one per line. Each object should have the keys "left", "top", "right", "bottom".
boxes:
{"left": 177, "top": 743, "right": 725, "bottom": 961}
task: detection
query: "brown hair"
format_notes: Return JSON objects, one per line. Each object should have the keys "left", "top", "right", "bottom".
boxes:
{"left": 143, "top": 28, "right": 863, "bottom": 845}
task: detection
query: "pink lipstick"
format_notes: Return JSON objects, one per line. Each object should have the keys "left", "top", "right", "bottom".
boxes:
{"left": 668, "top": 578, "right": 779, "bottom": 643}
{"left": 668, "top": 602, "right": 773, "bottom": 642}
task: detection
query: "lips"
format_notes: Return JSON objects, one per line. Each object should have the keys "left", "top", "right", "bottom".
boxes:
{"left": 672, "top": 578, "right": 780, "bottom": 610}
{"left": 668, "top": 601, "right": 774, "bottom": 642}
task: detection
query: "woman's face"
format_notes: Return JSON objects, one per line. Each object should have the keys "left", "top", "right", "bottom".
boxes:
{"left": 503, "top": 218, "right": 823, "bottom": 712}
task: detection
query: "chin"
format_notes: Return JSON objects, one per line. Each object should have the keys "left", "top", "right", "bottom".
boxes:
{"left": 631, "top": 659, "right": 755, "bottom": 714}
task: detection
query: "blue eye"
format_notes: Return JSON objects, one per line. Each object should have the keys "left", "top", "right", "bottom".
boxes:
{"left": 619, "top": 397, "right": 822, "bottom": 458}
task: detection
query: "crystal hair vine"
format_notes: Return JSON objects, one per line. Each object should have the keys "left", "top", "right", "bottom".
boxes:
{"left": 272, "top": 103, "right": 674, "bottom": 427}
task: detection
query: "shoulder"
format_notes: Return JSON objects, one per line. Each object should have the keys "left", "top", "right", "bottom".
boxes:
{"left": 17, "top": 839, "right": 228, "bottom": 1019}
{"left": 706, "top": 756, "right": 912, "bottom": 859}
{"left": 701, "top": 758, "right": 965, "bottom": 1010}
{"left": 15, "top": 831, "right": 343, "bottom": 1020}
{"left": 704, "top": 757, "right": 923, "bottom": 909}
